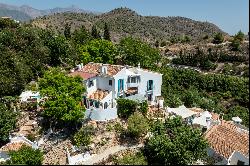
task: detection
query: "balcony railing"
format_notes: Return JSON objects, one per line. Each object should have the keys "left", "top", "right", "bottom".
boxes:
{"left": 127, "top": 82, "right": 139, "bottom": 88}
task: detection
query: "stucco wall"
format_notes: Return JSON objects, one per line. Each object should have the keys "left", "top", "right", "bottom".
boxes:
{"left": 96, "top": 76, "right": 114, "bottom": 92}
{"left": 85, "top": 108, "right": 117, "bottom": 121}
{"left": 137, "top": 69, "right": 162, "bottom": 102}
{"left": 228, "top": 151, "right": 249, "bottom": 165}
{"left": 85, "top": 77, "right": 97, "bottom": 94}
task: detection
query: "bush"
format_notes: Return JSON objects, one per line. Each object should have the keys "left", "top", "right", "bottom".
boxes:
{"left": 115, "top": 151, "right": 148, "bottom": 165}
{"left": 127, "top": 112, "right": 149, "bottom": 138}
{"left": 7, "top": 145, "right": 43, "bottom": 165}
{"left": 230, "top": 39, "right": 241, "bottom": 51}
{"left": 138, "top": 101, "right": 148, "bottom": 115}
{"left": 117, "top": 98, "right": 138, "bottom": 118}
{"left": 212, "top": 33, "right": 224, "bottom": 44}
{"left": 72, "top": 125, "right": 94, "bottom": 147}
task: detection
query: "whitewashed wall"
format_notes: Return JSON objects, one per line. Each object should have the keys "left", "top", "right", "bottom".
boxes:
{"left": 137, "top": 69, "right": 162, "bottom": 101}
{"left": 228, "top": 151, "right": 249, "bottom": 165}
{"left": 85, "top": 77, "right": 97, "bottom": 94}
{"left": 96, "top": 76, "right": 114, "bottom": 92}
{"left": 85, "top": 108, "right": 117, "bottom": 121}
{"left": 101, "top": 91, "right": 113, "bottom": 109}
{"left": 113, "top": 68, "right": 127, "bottom": 98}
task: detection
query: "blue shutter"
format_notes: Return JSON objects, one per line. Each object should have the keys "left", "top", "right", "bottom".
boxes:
{"left": 122, "top": 79, "right": 124, "bottom": 90}
{"left": 147, "top": 81, "right": 149, "bottom": 91}
{"left": 118, "top": 80, "right": 120, "bottom": 95}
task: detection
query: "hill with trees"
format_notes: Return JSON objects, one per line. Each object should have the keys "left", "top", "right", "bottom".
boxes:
{"left": 31, "top": 7, "right": 227, "bottom": 43}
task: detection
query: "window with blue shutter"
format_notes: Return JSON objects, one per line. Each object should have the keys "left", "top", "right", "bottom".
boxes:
{"left": 147, "top": 80, "right": 153, "bottom": 91}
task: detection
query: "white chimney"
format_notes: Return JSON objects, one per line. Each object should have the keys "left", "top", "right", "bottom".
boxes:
{"left": 138, "top": 62, "right": 140, "bottom": 69}
{"left": 100, "top": 64, "right": 108, "bottom": 74}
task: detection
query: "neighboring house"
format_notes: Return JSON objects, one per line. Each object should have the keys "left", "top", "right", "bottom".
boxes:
{"left": 69, "top": 62, "right": 164, "bottom": 121}
{"left": 204, "top": 120, "right": 249, "bottom": 165}
{"left": 0, "top": 135, "right": 38, "bottom": 162}
{"left": 167, "top": 105, "right": 220, "bottom": 130}
{"left": 19, "top": 91, "right": 41, "bottom": 103}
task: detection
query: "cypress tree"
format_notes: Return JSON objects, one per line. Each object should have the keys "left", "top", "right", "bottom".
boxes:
{"left": 64, "top": 22, "right": 71, "bottom": 39}
{"left": 91, "top": 25, "right": 100, "bottom": 39}
{"left": 103, "top": 22, "right": 111, "bottom": 41}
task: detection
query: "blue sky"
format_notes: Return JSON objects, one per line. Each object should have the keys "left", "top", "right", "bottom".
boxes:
{"left": 0, "top": 0, "right": 248, "bottom": 35}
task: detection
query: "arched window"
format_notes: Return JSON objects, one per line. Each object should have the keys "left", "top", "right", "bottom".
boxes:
{"left": 104, "top": 102, "right": 108, "bottom": 109}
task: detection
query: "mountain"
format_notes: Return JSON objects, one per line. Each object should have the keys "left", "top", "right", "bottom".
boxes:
{"left": 0, "top": 8, "right": 32, "bottom": 21}
{"left": 0, "top": 3, "right": 100, "bottom": 21}
{"left": 32, "top": 7, "right": 228, "bottom": 43}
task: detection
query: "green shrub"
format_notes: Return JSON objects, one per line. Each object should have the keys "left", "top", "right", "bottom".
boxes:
{"left": 127, "top": 112, "right": 149, "bottom": 138}
{"left": 7, "top": 145, "right": 43, "bottom": 165}
{"left": 117, "top": 98, "right": 137, "bottom": 118}
{"left": 72, "top": 125, "right": 94, "bottom": 147}
{"left": 115, "top": 151, "right": 148, "bottom": 165}
{"left": 212, "top": 33, "right": 224, "bottom": 44}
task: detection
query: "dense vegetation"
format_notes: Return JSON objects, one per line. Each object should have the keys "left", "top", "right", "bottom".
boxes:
{"left": 159, "top": 67, "right": 249, "bottom": 126}
{"left": 117, "top": 98, "right": 148, "bottom": 118}
{"left": 38, "top": 68, "right": 86, "bottom": 129}
{"left": 0, "top": 103, "right": 18, "bottom": 145}
{"left": 6, "top": 145, "right": 44, "bottom": 165}
{"left": 144, "top": 117, "right": 208, "bottom": 165}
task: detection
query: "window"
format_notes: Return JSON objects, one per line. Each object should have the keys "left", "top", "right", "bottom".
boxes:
{"left": 104, "top": 102, "right": 108, "bottom": 109}
{"left": 88, "top": 80, "right": 94, "bottom": 87}
{"left": 109, "top": 80, "right": 112, "bottom": 86}
{"left": 131, "top": 77, "right": 137, "bottom": 83}
{"left": 118, "top": 79, "right": 124, "bottom": 92}
{"left": 147, "top": 80, "right": 153, "bottom": 91}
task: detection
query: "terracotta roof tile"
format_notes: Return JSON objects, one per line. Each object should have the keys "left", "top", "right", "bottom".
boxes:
{"left": 204, "top": 120, "right": 249, "bottom": 159}
{"left": 69, "top": 71, "right": 97, "bottom": 80}
{"left": 82, "top": 63, "right": 124, "bottom": 76}
{"left": 88, "top": 89, "right": 109, "bottom": 101}
{"left": 0, "top": 142, "right": 31, "bottom": 152}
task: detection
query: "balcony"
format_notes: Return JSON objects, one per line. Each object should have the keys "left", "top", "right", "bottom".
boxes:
{"left": 127, "top": 82, "right": 139, "bottom": 88}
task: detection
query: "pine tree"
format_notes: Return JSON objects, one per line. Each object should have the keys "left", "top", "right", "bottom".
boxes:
{"left": 103, "top": 22, "right": 111, "bottom": 41}
{"left": 91, "top": 25, "right": 100, "bottom": 39}
{"left": 64, "top": 22, "right": 71, "bottom": 39}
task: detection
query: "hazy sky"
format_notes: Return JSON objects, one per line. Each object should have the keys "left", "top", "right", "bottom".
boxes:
{"left": 0, "top": 0, "right": 248, "bottom": 35}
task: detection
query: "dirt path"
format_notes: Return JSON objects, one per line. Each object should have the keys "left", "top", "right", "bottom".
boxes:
{"left": 80, "top": 144, "right": 143, "bottom": 165}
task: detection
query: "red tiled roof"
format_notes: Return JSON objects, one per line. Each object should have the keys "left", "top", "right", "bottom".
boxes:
{"left": 69, "top": 71, "right": 97, "bottom": 80}
{"left": 204, "top": 120, "right": 249, "bottom": 159}
{"left": 0, "top": 142, "right": 31, "bottom": 152}
{"left": 69, "top": 63, "right": 124, "bottom": 79}
{"left": 82, "top": 63, "right": 124, "bottom": 76}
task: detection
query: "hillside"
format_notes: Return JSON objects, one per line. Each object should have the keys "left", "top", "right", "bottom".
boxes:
{"left": 31, "top": 7, "right": 228, "bottom": 43}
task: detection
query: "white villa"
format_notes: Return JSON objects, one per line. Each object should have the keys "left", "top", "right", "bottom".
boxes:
{"left": 69, "top": 62, "right": 164, "bottom": 121}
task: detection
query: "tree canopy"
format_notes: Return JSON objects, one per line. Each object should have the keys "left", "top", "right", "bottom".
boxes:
{"left": 38, "top": 68, "right": 86, "bottom": 128}
{"left": 0, "top": 103, "right": 18, "bottom": 144}
{"left": 117, "top": 37, "right": 161, "bottom": 69}
{"left": 144, "top": 116, "right": 208, "bottom": 165}
{"left": 78, "top": 39, "right": 117, "bottom": 64}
